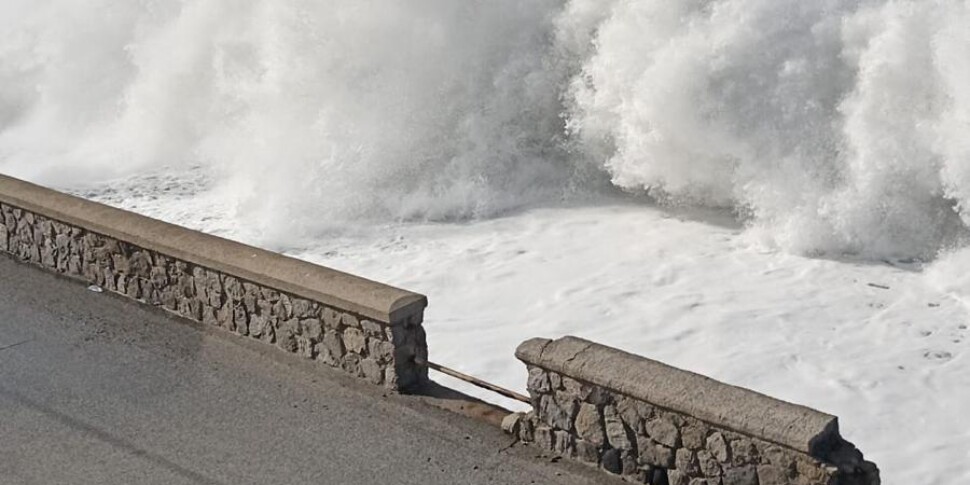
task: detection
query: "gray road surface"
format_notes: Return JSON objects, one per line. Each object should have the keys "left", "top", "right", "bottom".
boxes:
{"left": 0, "top": 256, "right": 616, "bottom": 485}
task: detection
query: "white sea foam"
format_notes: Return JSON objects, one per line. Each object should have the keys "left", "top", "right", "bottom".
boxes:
{"left": 564, "top": 0, "right": 970, "bottom": 258}
{"left": 1, "top": 0, "right": 969, "bottom": 256}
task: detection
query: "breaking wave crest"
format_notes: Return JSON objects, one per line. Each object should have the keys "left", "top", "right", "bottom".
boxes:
{"left": 1, "top": 0, "right": 968, "bottom": 257}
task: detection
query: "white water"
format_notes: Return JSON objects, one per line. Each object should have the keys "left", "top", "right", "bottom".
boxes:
{"left": 3, "top": 1, "right": 970, "bottom": 483}
{"left": 2, "top": 0, "right": 970, "bottom": 256}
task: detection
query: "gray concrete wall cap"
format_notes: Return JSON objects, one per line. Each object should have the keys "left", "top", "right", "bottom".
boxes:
{"left": 0, "top": 174, "right": 427, "bottom": 323}
{"left": 516, "top": 336, "right": 839, "bottom": 455}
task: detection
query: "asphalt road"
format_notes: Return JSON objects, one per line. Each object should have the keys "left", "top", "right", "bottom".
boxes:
{"left": 0, "top": 255, "right": 616, "bottom": 485}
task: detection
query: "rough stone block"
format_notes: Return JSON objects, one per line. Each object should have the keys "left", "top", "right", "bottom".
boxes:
{"left": 277, "top": 294, "right": 294, "bottom": 319}
{"left": 321, "top": 332, "right": 345, "bottom": 364}
{"left": 361, "top": 358, "right": 383, "bottom": 385}
{"left": 795, "top": 457, "right": 829, "bottom": 483}
{"left": 668, "top": 469, "right": 690, "bottom": 485}
{"left": 368, "top": 339, "right": 394, "bottom": 364}
{"left": 763, "top": 446, "right": 795, "bottom": 471}
{"left": 535, "top": 426, "right": 554, "bottom": 450}
{"left": 541, "top": 394, "right": 578, "bottom": 432}
{"left": 723, "top": 465, "right": 758, "bottom": 485}
{"left": 676, "top": 448, "right": 700, "bottom": 476}
{"left": 621, "top": 450, "right": 638, "bottom": 476}
{"left": 645, "top": 418, "right": 681, "bottom": 448}
{"left": 242, "top": 285, "right": 259, "bottom": 313}
{"left": 575, "top": 403, "right": 605, "bottom": 446}
{"left": 233, "top": 306, "right": 250, "bottom": 335}
{"left": 276, "top": 328, "right": 297, "bottom": 352}
{"left": 361, "top": 319, "right": 383, "bottom": 336}
{"left": 638, "top": 437, "right": 675, "bottom": 469}
{"left": 322, "top": 308, "right": 341, "bottom": 329}
{"left": 341, "top": 313, "right": 360, "bottom": 328}
{"left": 616, "top": 396, "right": 649, "bottom": 432}
{"left": 302, "top": 318, "right": 323, "bottom": 341}
{"left": 601, "top": 448, "right": 622, "bottom": 475}
{"left": 731, "top": 438, "right": 758, "bottom": 465}
{"left": 758, "top": 464, "right": 792, "bottom": 485}
{"left": 383, "top": 366, "right": 399, "bottom": 390}
{"left": 528, "top": 367, "right": 551, "bottom": 393}
{"left": 698, "top": 450, "right": 722, "bottom": 478}
{"left": 707, "top": 432, "right": 731, "bottom": 463}
{"left": 605, "top": 406, "right": 635, "bottom": 450}
{"left": 342, "top": 328, "right": 367, "bottom": 355}
{"left": 682, "top": 423, "right": 709, "bottom": 450}
{"left": 292, "top": 298, "right": 313, "bottom": 318}
{"left": 295, "top": 336, "right": 314, "bottom": 359}
{"left": 341, "top": 353, "right": 362, "bottom": 376}
{"left": 574, "top": 439, "right": 600, "bottom": 464}
{"left": 501, "top": 413, "right": 524, "bottom": 436}
{"left": 553, "top": 430, "right": 574, "bottom": 456}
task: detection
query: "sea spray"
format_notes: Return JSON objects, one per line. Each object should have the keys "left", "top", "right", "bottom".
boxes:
{"left": 564, "top": 0, "right": 970, "bottom": 258}
{"left": 1, "top": 0, "right": 968, "bottom": 258}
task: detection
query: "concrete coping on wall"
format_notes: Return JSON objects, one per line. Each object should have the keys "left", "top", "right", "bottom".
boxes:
{"left": 0, "top": 174, "right": 427, "bottom": 324}
{"left": 516, "top": 336, "right": 840, "bottom": 456}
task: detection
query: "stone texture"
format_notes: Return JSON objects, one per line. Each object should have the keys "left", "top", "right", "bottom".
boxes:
{"left": 540, "top": 394, "right": 576, "bottom": 431}
{"left": 698, "top": 450, "right": 722, "bottom": 478}
{"left": 601, "top": 449, "right": 622, "bottom": 475}
{"left": 723, "top": 465, "right": 758, "bottom": 485}
{"left": 341, "top": 313, "right": 360, "bottom": 328}
{"left": 342, "top": 328, "right": 367, "bottom": 355}
{"left": 361, "top": 319, "right": 383, "bottom": 336}
{"left": 575, "top": 403, "right": 605, "bottom": 446}
{"left": 668, "top": 469, "right": 689, "bottom": 485}
{"left": 553, "top": 430, "right": 574, "bottom": 456}
{"left": 548, "top": 372, "right": 562, "bottom": 390}
{"left": 515, "top": 337, "right": 880, "bottom": 485}
{"left": 676, "top": 449, "right": 701, "bottom": 476}
{"left": 605, "top": 406, "right": 635, "bottom": 450}
{"left": 535, "top": 426, "right": 554, "bottom": 450}
{"left": 528, "top": 367, "right": 552, "bottom": 393}
{"left": 732, "top": 438, "right": 759, "bottom": 466}
{"left": 758, "top": 464, "right": 792, "bottom": 485}
{"left": 682, "top": 423, "right": 709, "bottom": 450}
{"left": 574, "top": 439, "right": 599, "bottom": 464}
{"left": 639, "top": 439, "right": 675, "bottom": 469}
{"left": 646, "top": 418, "right": 681, "bottom": 448}
{"left": 360, "top": 358, "right": 383, "bottom": 385}
{"left": 616, "top": 396, "right": 645, "bottom": 430}
{"left": 516, "top": 336, "right": 841, "bottom": 454}
{"left": 368, "top": 339, "right": 395, "bottom": 364}
{"left": 316, "top": 330, "right": 344, "bottom": 363}
{"left": 302, "top": 318, "right": 323, "bottom": 340}
{"left": 707, "top": 432, "right": 731, "bottom": 463}
{"left": 0, "top": 197, "right": 428, "bottom": 391}
{"left": 501, "top": 413, "right": 524, "bottom": 436}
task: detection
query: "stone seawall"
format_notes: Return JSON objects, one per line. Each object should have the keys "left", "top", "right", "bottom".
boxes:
{"left": 0, "top": 174, "right": 428, "bottom": 390}
{"left": 505, "top": 337, "right": 880, "bottom": 485}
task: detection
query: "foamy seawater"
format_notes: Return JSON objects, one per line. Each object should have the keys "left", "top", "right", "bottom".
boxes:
{"left": 2, "top": 0, "right": 969, "bottom": 258}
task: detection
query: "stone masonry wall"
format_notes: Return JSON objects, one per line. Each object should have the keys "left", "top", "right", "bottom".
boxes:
{"left": 506, "top": 337, "right": 880, "bottom": 485}
{"left": 0, "top": 201, "right": 428, "bottom": 390}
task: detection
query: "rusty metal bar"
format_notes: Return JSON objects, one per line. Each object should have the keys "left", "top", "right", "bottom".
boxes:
{"left": 419, "top": 359, "right": 531, "bottom": 404}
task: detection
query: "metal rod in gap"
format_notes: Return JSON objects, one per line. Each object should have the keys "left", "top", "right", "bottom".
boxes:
{"left": 422, "top": 360, "right": 531, "bottom": 404}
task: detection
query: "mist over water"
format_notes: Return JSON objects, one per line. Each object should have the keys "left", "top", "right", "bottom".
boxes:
{"left": 1, "top": 0, "right": 968, "bottom": 258}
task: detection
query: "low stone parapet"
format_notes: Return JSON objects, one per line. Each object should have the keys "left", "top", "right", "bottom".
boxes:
{"left": 507, "top": 336, "right": 880, "bottom": 485}
{"left": 0, "top": 174, "right": 428, "bottom": 390}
